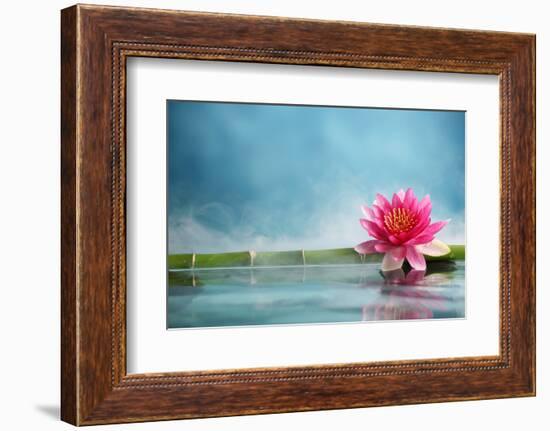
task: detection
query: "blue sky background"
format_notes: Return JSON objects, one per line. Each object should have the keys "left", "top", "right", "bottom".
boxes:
{"left": 167, "top": 100, "right": 465, "bottom": 254}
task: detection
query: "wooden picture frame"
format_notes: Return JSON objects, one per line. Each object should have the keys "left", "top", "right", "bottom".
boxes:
{"left": 61, "top": 4, "right": 535, "bottom": 425}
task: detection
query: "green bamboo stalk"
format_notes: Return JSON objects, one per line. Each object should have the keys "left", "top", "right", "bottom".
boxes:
{"left": 253, "top": 250, "right": 304, "bottom": 266}
{"left": 168, "top": 245, "right": 465, "bottom": 270}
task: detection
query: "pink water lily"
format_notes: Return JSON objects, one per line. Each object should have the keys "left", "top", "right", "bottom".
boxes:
{"left": 354, "top": 188, "right": 451, "bottom": 271}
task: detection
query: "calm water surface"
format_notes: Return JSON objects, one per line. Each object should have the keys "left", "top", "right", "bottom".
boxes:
{"left": 167, "top": 262, "right": 465, "bottom": 329}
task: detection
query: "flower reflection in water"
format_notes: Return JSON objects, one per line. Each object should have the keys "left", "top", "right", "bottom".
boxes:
{"left": 361, "top": 265, "right": 455, "bottom": 321}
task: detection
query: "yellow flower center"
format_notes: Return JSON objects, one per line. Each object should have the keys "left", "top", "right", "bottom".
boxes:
{"left": 384, "top": 207, "right": 417, "bottom": 234}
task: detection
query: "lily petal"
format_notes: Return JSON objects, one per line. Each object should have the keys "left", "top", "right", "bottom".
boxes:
{"left": 392, "top": 192, "right": 402, "bottom": 208}
{"left": 381, "top": 253, "right": 404, "bottom": 271}
{"left": 390, "top": 246, "right": 407, "bottom": 260}
{"left": 361, "top": 205, "right": 375, "bottom": 220}
{"left": 418, "top": 194, "right": 431, "bottom": 210}
{"left": 403, "top": 188, "right": 415, "bottom": 209}
{"left": 371, "top": 204, "right": 384, "bottom": 220}
{"left": 387, "top": 234, "right": 402, "bottom": 245}
{"left": 421, "top": 220, "right": 449, "bottom": 237}
{"left": 374, "top": 244, "right": 406, "bottom": 260}
{"left": 410, "top": 196, "right": 419, "bottom": 213}
{"left": 374, "top": 242, "right": 394, "bottom": 252}
{"left": 416, "top": 239, "right": 451, "bottom": 257}
{"left": 375, "top": 193, "right": 392, "bottom": 212}
{"left": 354, "top": 240, "right": 380, "bottom": 254}
{"left": 397, "top": 189, "right": 406, "bottom": 202}
{"left": 360, "top": 219, "right": 387, "bottom": 240}
{"left": 416, "top": 205, "right": 432, "bottom": 224}
{"left": 406, "top": 246, "right": 426, "bottom": 270}
{"left": 405, "top": 214, "right": 431, "bottom": 240}
{"left": 407, "top": 234, "right": 436, "bottom": 245}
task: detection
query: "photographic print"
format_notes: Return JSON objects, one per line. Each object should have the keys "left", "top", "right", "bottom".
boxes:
{"left": 167, "top": 100, "right": 465, "bottom": 329}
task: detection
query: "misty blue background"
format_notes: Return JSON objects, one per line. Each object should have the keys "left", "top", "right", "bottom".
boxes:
{"left": 167, "top": 100, "right": 465, "bottom": 254}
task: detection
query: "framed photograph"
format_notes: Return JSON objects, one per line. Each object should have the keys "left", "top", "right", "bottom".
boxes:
{"left": 61, "top": 4, "right": 535, "bottom": 425}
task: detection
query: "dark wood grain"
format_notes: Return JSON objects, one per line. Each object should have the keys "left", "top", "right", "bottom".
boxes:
{"left": 60, "top": 6, "right": 78, "bottom": 425}
{"left": 61, "top": 4, "right": 536, "bottom": 425}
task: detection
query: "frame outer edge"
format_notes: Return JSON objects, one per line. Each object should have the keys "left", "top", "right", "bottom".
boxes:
{"left": 525, "top": 34, "right": 537, "bottom": 396}
{"left": 61, "top": 5, "right": 79, "bottom": 426}
{"left": 499, "top": 35, "right": 536, "bottom": 396}
{"left": 527, "top": 35, "right": 536, "bottom": 395}
{"left": 531, "top": 34, "right": 536, "bottom": 396}
{"left": 60, "top": 4, "right": 536, "bottom": 425}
